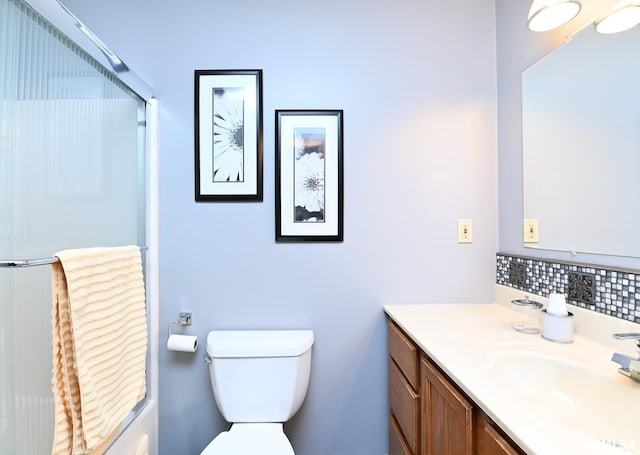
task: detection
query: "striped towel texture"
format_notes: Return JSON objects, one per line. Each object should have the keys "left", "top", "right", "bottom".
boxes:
{"left": 135, "top": 434, "right": 149, "bottom": 455}
{"left": 51, "top": 246, "right": 147, "bottom": 455}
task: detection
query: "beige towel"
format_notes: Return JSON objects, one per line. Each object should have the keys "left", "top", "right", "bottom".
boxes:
{"left": 51, "top": 246, "right": 147, "bottom": 455}
{"left": 134, "top": 434, "right": 149, "bottom": 455}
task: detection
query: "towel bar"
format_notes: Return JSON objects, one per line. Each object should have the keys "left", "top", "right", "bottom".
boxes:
{"left": 0, "top": 246, "right": 148, "bottom": 268}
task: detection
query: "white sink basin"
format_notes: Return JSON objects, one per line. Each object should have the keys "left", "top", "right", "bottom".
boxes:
{"left": 479, "top": 345, "right": 640, "bottom": 453}
{"left": 491, "top": 354, "right": 613, "bottom": 422}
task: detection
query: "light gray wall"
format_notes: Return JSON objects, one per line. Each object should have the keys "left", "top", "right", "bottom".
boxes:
{"left": 62, "top": 1, "right": 498, "bottom": 454}
{"left": 496, "top": 0, "right": 640, "bottom": 270}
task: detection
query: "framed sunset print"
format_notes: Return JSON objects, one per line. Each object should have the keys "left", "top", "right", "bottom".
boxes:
{"left": 195, "top": 69, "right": 263, "bottom": 201}
{"left": 275, "top": 109, "right": 344, "bottom": 242}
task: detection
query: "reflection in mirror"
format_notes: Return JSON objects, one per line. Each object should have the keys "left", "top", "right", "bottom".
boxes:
{"left": 522, "top": 23, "right": 640, "bottom": 257}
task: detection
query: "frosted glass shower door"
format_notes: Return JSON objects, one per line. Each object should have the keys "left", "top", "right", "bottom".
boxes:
{"left": 0, "top": 0, "right": 148, "bottom": 452}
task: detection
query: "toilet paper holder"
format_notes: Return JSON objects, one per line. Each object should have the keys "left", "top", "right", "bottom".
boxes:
{"left": 168, "top": 312, "right": 192, "bottom": 337}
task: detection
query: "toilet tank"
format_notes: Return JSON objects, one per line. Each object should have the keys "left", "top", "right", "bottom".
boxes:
{"left": 206, "top": 330, "right": 314, "bottom": 423}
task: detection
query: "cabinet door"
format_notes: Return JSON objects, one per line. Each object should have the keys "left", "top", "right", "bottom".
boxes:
{"left": 420, "top": 356, "right": 473, "bottom": 455}
{"left": 475, "top": 412, "right": 523, "bottom": 455}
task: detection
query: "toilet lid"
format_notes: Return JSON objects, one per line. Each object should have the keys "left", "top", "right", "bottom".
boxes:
{"left": 201, "top": 423, "right": 295, "bottom": 455}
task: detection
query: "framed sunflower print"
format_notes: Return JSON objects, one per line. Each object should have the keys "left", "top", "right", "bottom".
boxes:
{"left": 195, "top": 69, "right": 263, "bottom": 201}
{"left": 275, "top": 110, "right": 344, "bottom": 242}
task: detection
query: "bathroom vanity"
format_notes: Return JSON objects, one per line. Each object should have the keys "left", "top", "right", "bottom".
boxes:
{"left": 388, "top": 318, "right": 522, "bottom": 455}
{"left": 386, "top": 285, "right": 640, "bottom": 455}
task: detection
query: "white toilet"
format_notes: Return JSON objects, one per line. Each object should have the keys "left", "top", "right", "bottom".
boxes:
{"left": 200, "top": 329, "right": 314, "bottom": 455}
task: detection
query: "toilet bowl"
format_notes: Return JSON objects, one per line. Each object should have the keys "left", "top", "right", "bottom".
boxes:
{"left": 200, "top": 423, "right": 293, "bottom": 455}
{"left": 200, "top": 330, "right": 314, "bottom": 455}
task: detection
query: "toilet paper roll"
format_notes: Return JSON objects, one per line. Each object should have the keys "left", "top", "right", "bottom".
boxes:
{"left": 167, "top": 334, "right": 198, "bottom": 352}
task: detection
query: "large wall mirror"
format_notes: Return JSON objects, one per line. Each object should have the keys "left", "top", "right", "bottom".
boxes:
{"left": 522, "top": 23, "right": 640, "bottom": 258}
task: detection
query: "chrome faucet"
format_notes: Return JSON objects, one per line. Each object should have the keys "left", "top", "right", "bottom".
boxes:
{"left": 611, "top": 333, "right": 640, "bottom": 382}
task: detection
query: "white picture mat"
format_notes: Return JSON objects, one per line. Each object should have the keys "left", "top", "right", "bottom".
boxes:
{"left": 198, "top": 74, "right": 257, "bottom": 195}
{"left": 279, "top": 114, "right": 340, "bottom": 236}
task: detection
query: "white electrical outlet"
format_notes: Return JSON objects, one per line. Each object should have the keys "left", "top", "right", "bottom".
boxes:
{"left": 458, "top": 219, "right": 472, "bottom": 243}
{"left": 524, "top": 218, "right": 539, "bottom": 243}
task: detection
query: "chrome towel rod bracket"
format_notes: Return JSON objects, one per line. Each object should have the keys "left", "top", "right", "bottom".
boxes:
{"left": 0, "top": 246, "right": 148, "bottom": 268}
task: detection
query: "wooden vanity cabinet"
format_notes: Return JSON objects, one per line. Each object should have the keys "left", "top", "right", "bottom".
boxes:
{"left": 388, "top": 319, "right": 524, "bottom": 455}
{"left": 388, "top": 320, "right": 420, "bottom": 455}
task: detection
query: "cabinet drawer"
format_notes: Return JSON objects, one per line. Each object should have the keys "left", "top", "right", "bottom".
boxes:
{"left": 388, "top": 320, "right": 418, "bottom": 389}
{"left": 389, "top": 413, "right": 413, "bottom": 455}
{"left": 389, "top": 358, "right": 419, "bottom": 454}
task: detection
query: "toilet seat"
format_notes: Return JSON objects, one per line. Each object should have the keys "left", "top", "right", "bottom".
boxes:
{"left": 200, "top": 423, "right": 295, "bottom": 455}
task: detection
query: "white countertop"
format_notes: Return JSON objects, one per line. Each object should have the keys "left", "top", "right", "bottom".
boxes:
{"left": 384, "top": 285, "right": 640, "bottom": 455}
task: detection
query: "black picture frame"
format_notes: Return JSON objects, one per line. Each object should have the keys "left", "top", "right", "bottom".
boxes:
{"left": 195, "top": 69, "right": 263, "bottom": 202}
{"left": 275, "top": 109, "right": 344, "bottom": 242}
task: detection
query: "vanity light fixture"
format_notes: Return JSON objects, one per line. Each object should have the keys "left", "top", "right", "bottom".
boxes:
{"left": 528, "top": 0, "right": 582, "bottom": 32}
{"left": 595, "top": 2, "right": 640, "bottom": 34}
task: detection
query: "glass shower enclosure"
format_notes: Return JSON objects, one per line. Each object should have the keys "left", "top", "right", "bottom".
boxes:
{"left": 0, "top": 0, "right": 148, "bottom": 452}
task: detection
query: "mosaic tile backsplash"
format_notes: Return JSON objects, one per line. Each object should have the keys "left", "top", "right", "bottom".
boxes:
{"left": 496, "top": 253, "right": 640, "bottom": 324}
